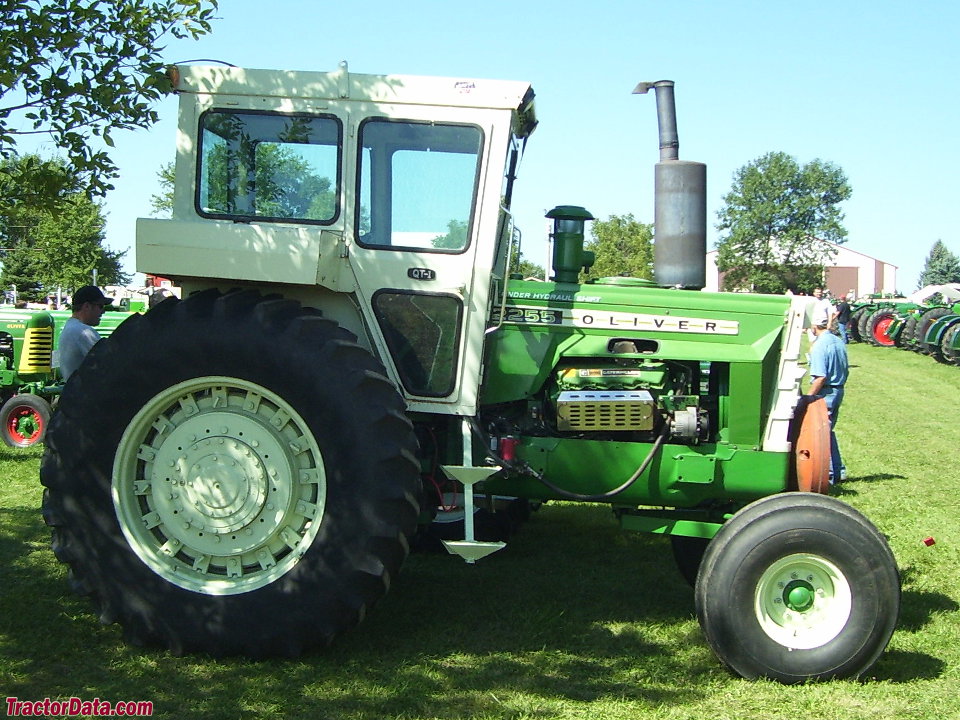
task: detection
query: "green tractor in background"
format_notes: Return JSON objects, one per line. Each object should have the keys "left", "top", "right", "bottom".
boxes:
{"left": 890, "top": 284, "right": 960, "bottom": 360}
{"left": 851, "top": 285, "right": 960, "bottom": 360}
{"left": 0, "top": 306, "right": 139, "bottom": 447}
{"left": 39, "top": 65, "right": 901, "bottom": 683}
{"left": 0, "top": 309, "right": 58, "bottom": 447}
{"left": 849, "top": 296, "right": 915, "bottom": 347}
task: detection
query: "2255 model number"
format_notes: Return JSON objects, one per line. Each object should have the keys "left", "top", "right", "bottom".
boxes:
{"left": 491, "top": 307, "right": 562, "bottom": 324}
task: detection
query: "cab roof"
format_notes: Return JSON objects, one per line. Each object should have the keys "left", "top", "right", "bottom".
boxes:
{"left": 170, "top": 61, "right": 537, "bottom": 134}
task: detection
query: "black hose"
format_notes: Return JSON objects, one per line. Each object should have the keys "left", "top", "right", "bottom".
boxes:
{"left": 470, "top": 417, "right": 670, "bottom": 502}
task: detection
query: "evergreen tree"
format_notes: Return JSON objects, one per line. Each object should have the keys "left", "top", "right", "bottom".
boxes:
{"left": 917, "top": 240, "right": 960, "bottom": 288}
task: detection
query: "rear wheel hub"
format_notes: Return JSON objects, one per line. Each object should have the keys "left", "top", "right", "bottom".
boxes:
{"left": 113, "top": 377, "right": 326, "bottom": 595}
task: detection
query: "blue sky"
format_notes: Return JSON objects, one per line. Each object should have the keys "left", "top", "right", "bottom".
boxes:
{"left": 80, "top": 0, "right": 959, "bottom": 291}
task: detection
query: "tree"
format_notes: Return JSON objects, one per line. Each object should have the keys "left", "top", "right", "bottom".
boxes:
{"left": 510, "top": 250, "right": 545, "bottom": 280}
{"left": 0, "top": 155, "right": 128, "bottom": 300}
{"left": 583, "top": 213, "right": 653, "bottom": 280}
{"left": 431, "top": 218, "right": 468, "bottom": 250}
{"left": 149, "top": 161, "right": 176, "bottom": 217}
{"left": 917, "top": 240, "right": 960, "bottom": 288}
{"left": 715, "top": 151, "right": 851, "bottom": 294}
{"left": 0, "top": 0, "right": 219, "bottom": 198}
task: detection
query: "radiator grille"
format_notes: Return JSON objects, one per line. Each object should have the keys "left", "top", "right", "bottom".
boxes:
{"left": 18, "top": 326, "right": 54, "bottom": 374}
{"left": 556, "top": 390, "right": 655, "bottom": 431}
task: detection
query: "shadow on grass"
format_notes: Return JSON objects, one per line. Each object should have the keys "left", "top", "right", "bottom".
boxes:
{"left": 897, "top": 586, "right": 960, "bottom": 633}
{"left": 1, "top": 503, "right": 712, "bottom": 718}
{"left": 0, "top": 449, "right": 45, "bottom": 464}
{"left": 831, "top": 473, "right": 907, "bottom": 497}
{"left": 870, "top": 649, "right": 947, "bottom": 682}
{"left": 856, "top": 587, "right": 958, "bottom": 683}
{"left": 842, "top": 473, "right": 906, "bottom": 485}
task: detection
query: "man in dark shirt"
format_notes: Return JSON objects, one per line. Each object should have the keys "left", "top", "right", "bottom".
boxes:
{"left": 834, "top": 293, "right": 853, "bottom": 343}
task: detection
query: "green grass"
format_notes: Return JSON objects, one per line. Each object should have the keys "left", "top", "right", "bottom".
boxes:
{"left": 2, "top": 343, "right": 959, "bottom": 719}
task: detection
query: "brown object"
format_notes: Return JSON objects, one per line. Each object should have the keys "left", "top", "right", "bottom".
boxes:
{"left": 788, "top": 395, "right": 831, "bottom": 494}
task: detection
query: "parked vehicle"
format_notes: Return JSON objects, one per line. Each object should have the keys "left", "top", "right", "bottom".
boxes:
{"left": 40, "top": 66, "right": 900, "bottom": 683}
{"left": 0, "top": 307, "right": 135, "bottom": 447}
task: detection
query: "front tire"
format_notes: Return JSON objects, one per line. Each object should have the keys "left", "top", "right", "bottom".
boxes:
{"left": 1, "top": 393, "right": 51, "bottom": 448}
{"left": 695, "top": 493, "right": 900, "bottom": 683}
{"left": 41, "top": 290, "right": 421, "bottom": 655}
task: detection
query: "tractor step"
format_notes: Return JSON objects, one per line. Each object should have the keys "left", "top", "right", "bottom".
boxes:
{"left": 439, "top": 464, "right": 505, "bottom": 563}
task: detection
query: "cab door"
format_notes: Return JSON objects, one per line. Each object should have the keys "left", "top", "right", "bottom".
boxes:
{"left": 347, "top": 109, "right": 511, "bottom": 416}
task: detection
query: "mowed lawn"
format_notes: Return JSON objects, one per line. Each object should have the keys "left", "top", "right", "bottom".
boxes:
{"left": 1, "top": 342, "right": 958, "bottom": 720}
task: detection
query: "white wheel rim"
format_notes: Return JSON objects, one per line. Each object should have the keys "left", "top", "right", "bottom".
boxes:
{"left": 113, "top": 377, "right": 326, "bottom": 595}
{"left": 754, "top": 553, "right": 852, "bottom": 650}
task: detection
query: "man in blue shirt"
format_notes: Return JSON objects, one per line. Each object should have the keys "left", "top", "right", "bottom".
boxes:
{"left": 808, "top": 319, "right": 849, "bottom": 482}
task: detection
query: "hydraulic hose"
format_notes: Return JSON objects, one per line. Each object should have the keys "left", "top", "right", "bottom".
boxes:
{"left": 470, "top": 418, "right": 670, "bottom": 502}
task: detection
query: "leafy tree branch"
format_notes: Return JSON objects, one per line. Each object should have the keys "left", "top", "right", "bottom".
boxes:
{"left": 0, "top": 0, "right": 219, "bottom": 197}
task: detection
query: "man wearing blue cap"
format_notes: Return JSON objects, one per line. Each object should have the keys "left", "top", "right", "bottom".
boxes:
{"left": 59, "top": 285, "right": 110, "bottom": 380}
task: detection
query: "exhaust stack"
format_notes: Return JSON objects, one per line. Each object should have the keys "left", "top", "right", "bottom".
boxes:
{"left": 634, "top": 81, "right": 706, "bottom": 289}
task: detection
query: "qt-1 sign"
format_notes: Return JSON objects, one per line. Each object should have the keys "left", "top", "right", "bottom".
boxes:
{"left": 407, "top": 268, "right": 436, "bottom": 281}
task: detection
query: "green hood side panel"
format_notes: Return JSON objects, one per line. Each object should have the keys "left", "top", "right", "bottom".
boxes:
{"left": 481, "top": 280, "right": 791, "bottom": 402}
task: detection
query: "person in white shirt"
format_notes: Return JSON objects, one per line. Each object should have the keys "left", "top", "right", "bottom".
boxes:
{"left": 59, "top": 285, "right": 109, "bottom": 380}
{"left": 811, "top": 287, "right": 836, "bottom": 330}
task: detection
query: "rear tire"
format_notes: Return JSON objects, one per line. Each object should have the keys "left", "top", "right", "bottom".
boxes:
{"left": 897, "top": 313, "right": 919, "bottom": 349}
{"left": 856, "top": 306, "right": 876, "bottom": 342}
{"left": 941, "top": 323, "right": 960, "bottom": 365}
{"left": 915, "top": 307, "right": 951, "bottom": 353}
{"left": 695, "top": 493, "right": 900, "bottom": 683}
{"left": 1, "top": 393, "right": 51, "bottom": 448}
{"left": 41, "top": 290, "right": 421, "bottom": 655}
{"left": 866, "top": 309, "right": 897, "bottom": 346}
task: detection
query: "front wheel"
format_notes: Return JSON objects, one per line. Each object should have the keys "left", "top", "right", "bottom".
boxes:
{"left": 41, "top": 290, "right": 421, "bottom": 655}
{"left": 1, "top": 393, "right": 51, "bottom": 448}
{"left": 695, "top": 493, "right": 900, "bottom": 683}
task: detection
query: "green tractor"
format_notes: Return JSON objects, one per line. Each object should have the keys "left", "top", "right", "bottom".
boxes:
{"left": 40, "top": 65, "right": 900, "bottom": 683}
{"left": 0, "top": 305, "right": 143, "bottom": 447}
{"left": 0, "top": 309, "right": 58, "bottom": 447}
{"left": 849, "top": 296, "right": 915, "bottom": 347}
{"left": 877, "top": 284, "right": 960, "bottom": 356}
{"left": 903, "top": 285, "right": 960, "bottom": 359}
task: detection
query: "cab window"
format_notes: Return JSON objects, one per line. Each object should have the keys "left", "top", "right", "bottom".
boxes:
{"left": 197, "top": 110, "right": 341, "bottom": 223}
{"left": 357, "top": 120, "right": 483, "bottom": 253}
{"left": 372, "top": 291, "right": 463, "bottom": 397}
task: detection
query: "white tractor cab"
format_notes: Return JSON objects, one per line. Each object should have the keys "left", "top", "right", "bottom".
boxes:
{"left": 138, "top": 61, "right": 536, "bottom": 415}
